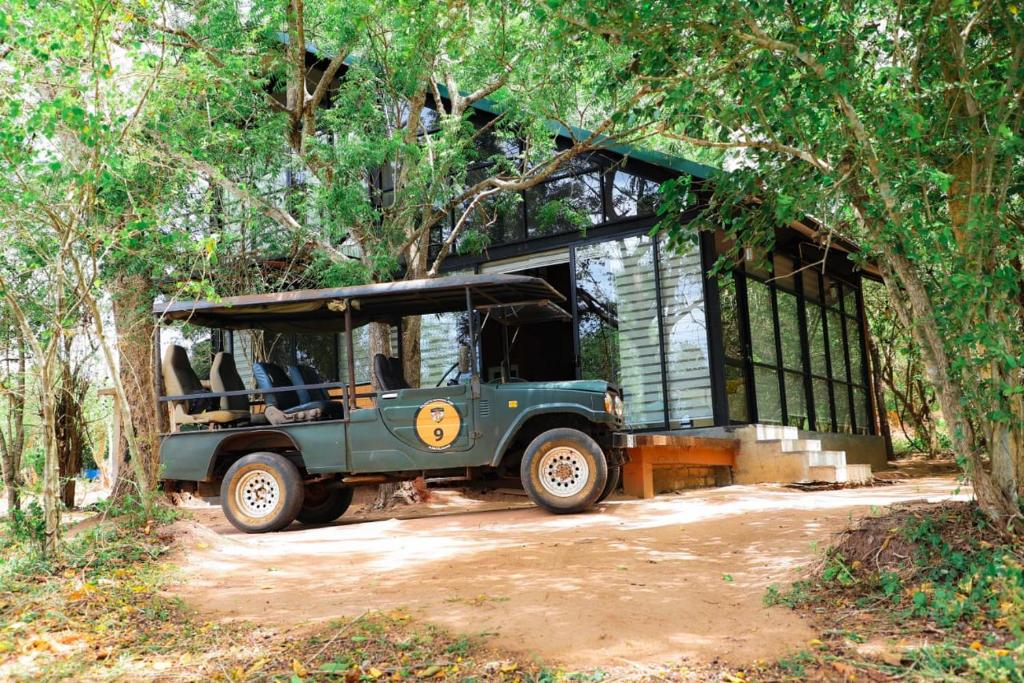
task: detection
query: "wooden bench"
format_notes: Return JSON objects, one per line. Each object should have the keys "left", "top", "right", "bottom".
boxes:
{"left": 621, "top": 433, "right": 739, "bottom": 499}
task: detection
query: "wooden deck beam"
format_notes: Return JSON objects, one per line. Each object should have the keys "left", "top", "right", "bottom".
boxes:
{"left": 621, "top": 435, "right": 738, "bottom": 499}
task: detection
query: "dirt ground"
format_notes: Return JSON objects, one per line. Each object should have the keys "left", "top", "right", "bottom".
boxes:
{"left": 167, "top": 477, "right": 967, "bottom": 670}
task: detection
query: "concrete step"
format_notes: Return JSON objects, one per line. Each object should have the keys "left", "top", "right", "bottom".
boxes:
{"left": 807, "top": 450, "right": 848, "bottom": 468}
{"left": 846, "top": 464, "right": 873, "bottom": 485}
{"left": 779, "top": 438, "right": 822, "bottom": 453}
{"left": 806, "top": 463, "right": 873, "bottom": 484}
{"left": 749, "top": 424, "right": 799, "bottom": 441}
{"left": 807, "top": 465, "right": 844, "bottom": 482}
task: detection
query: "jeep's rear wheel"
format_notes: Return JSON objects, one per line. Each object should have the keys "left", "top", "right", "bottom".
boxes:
{"left": 521, "top": 428, "right": 608, "bottom": 514}
{"left": 221, "top": 452, "right": 304, "bottom": 533}
{"left": 297, "top": 483, "right": 354, "bottom": 525}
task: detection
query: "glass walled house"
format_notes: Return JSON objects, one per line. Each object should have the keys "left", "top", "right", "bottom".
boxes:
{"left": 223, "top": 49, "right": 883, "bottom": 452}
{"left": 434, "top": 149, "right": 877, "bottom": 439}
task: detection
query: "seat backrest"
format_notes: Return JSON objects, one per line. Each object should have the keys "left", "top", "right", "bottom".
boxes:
{"left": 287, "top": 364, "right": 328, "bottom": 403}
{"left": 252, "top": 362, "right": 300, "bottom": 410}
{"left": 161, "top": 345, "right": 209, "bottom": 415}
{"left": 373, "top": 354, "right": 411, "bottom": 391}
{"left": 211, "top": 352, "right": 249, "bottom": 411}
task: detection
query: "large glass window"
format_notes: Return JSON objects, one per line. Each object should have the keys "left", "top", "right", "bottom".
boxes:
{"left": 754, "top": 366, "right": 783, "bottom": 424}
{"left": 295, "top": 334, "right": 339, "bottom": 381}
{"left": 784, "top": 371, "right": 810, "bottom": 429}
{"left": 526, "top": 172, "right": 603, "bottom": 238}
{"left": 338, "top": 326, "right": 372, "bottom": 386}
{"left": 459, "top": 193, "right": 524, "bottom": 246}
{"left": 722, "top": 243, "right": 873, "bottom": 435}
{"left": 719, "top": 277, "right": 744, "bottom": 360}
{"left": 813, "top": 377, "right": 833, "bottom": 431}
{"left": 806, "top": 303, "right": 829, "bottom": 377}
{"left": 835, "top": 382, "right": 854, "bottom": 433}
{"left": 777, "top": 292, "right": 803, "bottom": 371}
{"left": 576, "top": 236, "right": 664, "bottom": 428}
{"left": 418, "top": 312, "right": 470, "bottom": 387}
{"left": 845, "top": 312, "right": 865, "bottom": 383}
{"left": 605, "top": 169, "right": 660, "bottom": 220}
{"left": 826, "top": 308, "right": 847, "bottom": 381}
{"left": 658, "top": 237, "right": 713, "bottom": 427}
{"left": 725, "top": 364, "right": 749, "bottom": 422}
{"left": 746, "top": 281, "right": 777, "bottom": 366}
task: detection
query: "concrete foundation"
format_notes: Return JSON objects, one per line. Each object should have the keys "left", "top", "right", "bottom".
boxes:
{"left": 799, "top": 431, "right": 889, "bottom": 471}
{"left": 652, "top": 465, "right": 731, "bottom": 493}
{"left": 671, "top": 424, "right": 889, "bottom": 485}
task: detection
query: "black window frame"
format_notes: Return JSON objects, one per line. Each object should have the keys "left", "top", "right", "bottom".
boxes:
{"left": 720, "top": 248, "right": 875, "bottom": 435}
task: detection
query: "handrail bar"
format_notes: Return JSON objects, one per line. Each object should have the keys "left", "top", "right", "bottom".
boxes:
{"left": 158, "top": 381, "right": 374, "bottom": 402}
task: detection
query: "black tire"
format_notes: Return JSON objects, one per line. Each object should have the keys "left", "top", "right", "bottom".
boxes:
{"left": 221, "top": 452, "right": 304, "bottom": 533}
{"left": 520, "top": 428, "right": 608, "bottom": 514}
{"left": 297, "top": 483, "right": 354, "bottom": 525}
{"left": 597, "top": 466, "right": 621, "bottom": 503}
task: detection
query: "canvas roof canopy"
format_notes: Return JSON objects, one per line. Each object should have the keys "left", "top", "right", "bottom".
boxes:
{"left": 154, "top": 274, "right": 567, "bottom": 333}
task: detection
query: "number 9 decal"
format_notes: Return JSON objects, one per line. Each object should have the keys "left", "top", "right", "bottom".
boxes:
{"left": 414, "top": 399, "right": 461, "bottom": 450}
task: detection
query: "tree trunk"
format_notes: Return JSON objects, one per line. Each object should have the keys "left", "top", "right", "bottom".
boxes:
{"left": 986, "top": 358, "right": 1024, "bottom": 503}
{"left": 368, "top": 321, "right": 393, "bottom": 388}
{"left": 401, "top": 315, "right": 422, "bottom": 389}
{"left": 866, "top": 335, "right": 894, "bottom": 461}
{"left": 39, "top": 346, "right": 62, "bottom": 558}
{"left": 111, "top": 273, "right": 163, "bottom": 498}
{"left": 0, "top": 336, "right": 26, "bottom": 512}
{"left": 880, "top": 248, "right": 1020, "bottom": 530}
{"left": 56, "top": 350, "right": 86, "bottom": 509}
{"left": 400, "top": 236, "right": 431, "bottom": 389}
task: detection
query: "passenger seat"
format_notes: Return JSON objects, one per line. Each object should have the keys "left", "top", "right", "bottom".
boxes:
{"left": 162, "top": 345, "right": 250, "bottom": 429}
{"left": 210, "top": 352, "right": 250, "bottom": 411}
{"left": 252, "top": 362, "right": 343, "bottom": 419}
{"left": 373, "top": 354, "right": 411, "bottom": 391}
{"left": 288, "top": 364, "right": 345, "bottom": 418}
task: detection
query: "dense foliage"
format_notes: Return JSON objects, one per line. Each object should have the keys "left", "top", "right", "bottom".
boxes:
{"left": 766, "top": 503, "right": 1024, "bottom": 680}
{"left": 542, "top": 0, "right": 1024, "bottom": 527}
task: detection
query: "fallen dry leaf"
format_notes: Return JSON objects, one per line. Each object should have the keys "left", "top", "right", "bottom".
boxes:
{"left": 291, "top": 658, "right": 307, "bottom": 677}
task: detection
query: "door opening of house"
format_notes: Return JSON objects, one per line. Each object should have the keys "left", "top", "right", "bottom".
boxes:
{"left": 479, "top": 262, "right": 575, "bottom": 383}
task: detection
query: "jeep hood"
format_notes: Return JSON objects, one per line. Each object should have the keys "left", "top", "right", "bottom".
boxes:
{"left": 519, "top": 379, "right": 610, "bottom": 393}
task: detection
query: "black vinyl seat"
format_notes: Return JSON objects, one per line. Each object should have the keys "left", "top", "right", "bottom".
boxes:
{"left": 373, "top": 354, "right": 411, "bottom": 391}
{"left": 252, "top": 362, "right": 343, "bottom": 418}
{"left": 287, "top": 364, "right": 330, "bottom": 403}
{"left": 287, "top": 364, "right": 346, "bottom": 418}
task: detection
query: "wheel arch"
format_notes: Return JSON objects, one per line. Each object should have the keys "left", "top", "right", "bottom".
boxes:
{"left": 208, "top": 430, "right": 304, "bottom": 481}
{"left": 491, "top": 405, "right": 606, "bottom": 468}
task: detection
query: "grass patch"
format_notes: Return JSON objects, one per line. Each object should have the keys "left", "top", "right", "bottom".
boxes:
{"left": 761, "top": 501, "right": 1024, "bottom": 681}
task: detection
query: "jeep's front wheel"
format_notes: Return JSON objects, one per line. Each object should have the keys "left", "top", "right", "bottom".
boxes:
{"left": 221, "top": 452, "right": 304, "bottom": 533}
{"left": 521, "top": 428, "right": 608, "bottom": 514}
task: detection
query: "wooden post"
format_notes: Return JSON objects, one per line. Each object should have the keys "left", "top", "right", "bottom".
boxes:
{"left": 622, "top": 451, "right": 654, "bottom": 499}
{"left": 345, "top": 301, "right": 356, "bottom": 413}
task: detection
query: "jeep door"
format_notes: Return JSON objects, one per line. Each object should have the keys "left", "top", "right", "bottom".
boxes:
{"left": 377, "top": 384, "right": 475, "bottom": 455}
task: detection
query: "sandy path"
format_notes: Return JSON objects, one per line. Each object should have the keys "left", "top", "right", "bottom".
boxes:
{"left": 168, "top": 477, "right": 966, "bottom": 668}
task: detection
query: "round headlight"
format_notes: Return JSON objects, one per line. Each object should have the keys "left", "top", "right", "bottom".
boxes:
{"left": 604, "top": 393, "right": 614, "bottom": 414}
{"left": 614, "top": 395, "right": 624, "bottom": 418}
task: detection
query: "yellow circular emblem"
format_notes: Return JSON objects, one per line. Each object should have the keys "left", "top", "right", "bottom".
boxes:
{"left": 414, "top": 399, "right": 462, "bottom": 450}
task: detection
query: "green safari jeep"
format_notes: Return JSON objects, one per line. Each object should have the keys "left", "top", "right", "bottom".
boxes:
{"left": 156, "top": 274, "right": 627, "bottom": 533}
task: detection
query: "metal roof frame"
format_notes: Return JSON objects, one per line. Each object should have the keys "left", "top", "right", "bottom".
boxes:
{"left": 154, "top": 273, "right": 567, "bottom": 333}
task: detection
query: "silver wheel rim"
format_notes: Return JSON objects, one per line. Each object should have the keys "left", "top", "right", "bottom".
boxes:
{"left": 235, "top": 469, "right": 281, "bottom": 518}
{"left": 538, "top": 447, "right": 590, "bottom": 497}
